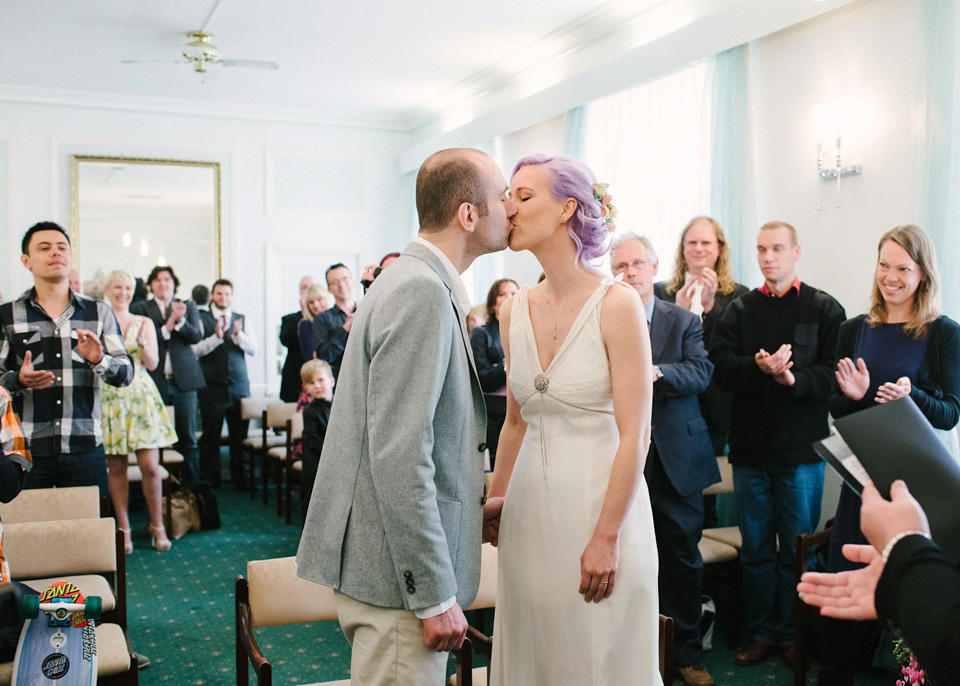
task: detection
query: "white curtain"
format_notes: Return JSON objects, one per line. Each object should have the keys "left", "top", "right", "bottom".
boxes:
{"left": 582, "top": 62, "right": 711, "bottom": 265}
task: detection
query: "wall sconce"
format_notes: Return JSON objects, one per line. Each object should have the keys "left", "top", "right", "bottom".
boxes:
{"left": 813, "top": 102, "right": 866, "bottom": 210}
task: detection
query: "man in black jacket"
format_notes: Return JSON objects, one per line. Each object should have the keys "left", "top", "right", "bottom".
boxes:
{"left": 798, "top": 480, "right": 959, "bottom": 686}
{"left": 710, "top": 221, "right": 845, "bottom": 670}
{"left": 131, "top": 266, "right": 205, "bottom": 483}
{"left": 278, "top": 276, "right": 315, "bottom": 402}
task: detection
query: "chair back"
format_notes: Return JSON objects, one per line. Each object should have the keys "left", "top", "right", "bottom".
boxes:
{"left": 265, "top": 402, "right": 297, "bottom": 429}
{"left": 0, "top": 486, "right": 101, "bottom": 523}
{"left": 703, "top": 456, "right": 734, "bottom": 496}
{"left": 246, "top": 556, "right": 337, "bottom": 628}
{"left": 465, "top": 543, "right": 497, "bottom": 611}
{"left": 241, "top": 395, "right": 273, "bottom": 421}
{"left": 5, "top": 517, "right": 118, "bottom": 578}
{"left": 290, "top": 412, "right": 304, "bottom": 441}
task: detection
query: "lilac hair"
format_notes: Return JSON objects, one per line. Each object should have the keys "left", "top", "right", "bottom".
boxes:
{"left": 512, "top": 154, "right": 610, "bottom": 268}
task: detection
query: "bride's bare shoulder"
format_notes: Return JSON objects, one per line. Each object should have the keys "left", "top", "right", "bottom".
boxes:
{"left": 600, "top": 282, "right": 644, "bottom": 328}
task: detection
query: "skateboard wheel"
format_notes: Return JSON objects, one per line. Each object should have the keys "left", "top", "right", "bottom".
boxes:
{"left": 85, "top": 596, "right": 102, "bottom": 620}
{"left": 21, "top": 595, "right": 39, "bottom": 619}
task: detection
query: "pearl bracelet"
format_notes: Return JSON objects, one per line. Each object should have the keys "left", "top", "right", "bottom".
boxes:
{"left": 880, "top": 530, "right": 929, "bottom": 563}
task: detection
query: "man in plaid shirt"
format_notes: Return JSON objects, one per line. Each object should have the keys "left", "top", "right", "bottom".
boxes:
{"left": 0, "top": 222, "right": 133, "bottom": 497}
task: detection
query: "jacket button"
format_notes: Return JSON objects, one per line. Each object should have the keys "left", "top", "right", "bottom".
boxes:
{"left": 403, "top": 570, "right": 413, "bottom": 579}
{"left": 478, "top": 443, "right": 487, "bottom": 453}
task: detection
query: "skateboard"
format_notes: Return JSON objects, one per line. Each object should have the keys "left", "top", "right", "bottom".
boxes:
{"left": 12, "top": 580, "right": 100, "bottom": 685}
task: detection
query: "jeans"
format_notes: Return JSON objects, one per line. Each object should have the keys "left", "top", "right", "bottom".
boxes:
{"left": 733, "top": 462, "right": 824, "bottom": 646}
{"left": 156, "top": 377, "right": 200, "bottom": 483}
{"left": 24, "top": 445, "right": 109, "bottom": 499}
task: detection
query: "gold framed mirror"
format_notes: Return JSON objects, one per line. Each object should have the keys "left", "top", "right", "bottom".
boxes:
{"left": 69, "top": 155, "right": 221, "bottom": 294}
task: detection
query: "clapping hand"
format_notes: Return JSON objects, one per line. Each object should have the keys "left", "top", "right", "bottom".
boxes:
{"left": 17, "top": 351, "right": 55, "bottom": 389}
{"left": 343, "top": 312, "right": 355, "bottom": 333}
{"left": 675, "top": 279, "right": 697, "bottom": 310}
{"left": 836, "top": 357, "right": 870, "bottom": 401}
{"left": 166, "top": 301, "right": 186, "bottom": 331}
{"left": 214, "top": 317, "right": 225, "bottom": 340}
{"left": 756, "top": 344, "right": 793, "bottom": 376}
{"left": 76, "top": 329, "right": 104, "bottom": 365}
{"left": 232, "top": 319, "right": 243, "bottom": 337}
{"left": 875, "top": 377, "right": 911, "bottom": 404}
{"left": 699, "top": 268, "right": 718, "bottom": 313}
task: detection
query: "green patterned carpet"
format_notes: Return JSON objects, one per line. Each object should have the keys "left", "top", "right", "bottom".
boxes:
{"left": 123, "top": 482, "right": 895, "bottom": 685}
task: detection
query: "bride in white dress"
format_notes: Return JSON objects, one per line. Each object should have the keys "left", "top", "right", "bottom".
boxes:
{"left": 483, "top": 154, "right": 662, "bottom": 684}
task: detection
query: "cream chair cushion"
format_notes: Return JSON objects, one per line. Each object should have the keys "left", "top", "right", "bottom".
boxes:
{"left": 449, "top": 667, "right": 488, "bottom": 686}
{"left": 0, "top": 487, "right": 100, "bottom": 523}
{"left": 292, "top": 461, "right": 302, "bottom": 473}
{"left": 702, "top": 526, "right": 743, "bottom": 550}
{"left": 243, "top": 434, "right": 287, "bottom": 449}
{"left": 4, "top": 518, "right": 117, "bottom": 579}
{"left": 0, "top": 623, "right": 130, "bottom": 684}
{"left": 698, "top": 537, "right": 738, "bottom": 565}
{"left": 266, "top": 446, "right": 289, "bottom": 460}
{"left": 127, "top": 464, "right": 170, "bottom": 482}
{"left": 702, "top": 456, "right": 734, "bottom": 496}
{"left": 299, "top": 680, "right": 351, "bottom": 686}
{"left": 20, "top": 574, "right": 116, "bottom": 611}
{"left": 247, "top": 557, "right": 337, "bottom": 628}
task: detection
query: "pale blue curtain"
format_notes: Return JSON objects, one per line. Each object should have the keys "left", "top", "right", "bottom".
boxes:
{"left": 708, "top": 45, "right": 758, "bottom": 286}
{"left": 918, "top": 0, "right": 960, "bottom": 318}
{"left": 562, "top": 106, "right": 587, "bottom": 159}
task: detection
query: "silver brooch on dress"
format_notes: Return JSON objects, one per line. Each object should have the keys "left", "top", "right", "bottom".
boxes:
{"left": 534, "top": 374, "right": 550, "bottom": 393}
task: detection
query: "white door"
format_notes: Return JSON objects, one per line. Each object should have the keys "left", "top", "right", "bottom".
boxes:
{"left": 263, "top": 244, "right": 362, "bottom": 396}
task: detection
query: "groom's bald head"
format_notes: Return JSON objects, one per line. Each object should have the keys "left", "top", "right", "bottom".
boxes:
{"left": 416, "top": 148, "right": 493, "bottom": 233}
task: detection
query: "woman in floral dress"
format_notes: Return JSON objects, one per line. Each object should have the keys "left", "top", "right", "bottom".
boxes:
{"left": 100, "top": 270, "right": 178, "bottom": 552}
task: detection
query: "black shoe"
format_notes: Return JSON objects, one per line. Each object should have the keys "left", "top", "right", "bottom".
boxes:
{"left": 135, "top": 652, "right": 150, "bottom": 670}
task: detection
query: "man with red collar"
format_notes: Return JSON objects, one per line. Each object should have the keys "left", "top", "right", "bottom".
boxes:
{"left": 710, "top": 221, "right": 845, "bottom": 670}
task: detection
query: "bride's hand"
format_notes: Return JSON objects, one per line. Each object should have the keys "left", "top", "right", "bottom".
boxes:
{"left": 579, "top": 534, "right": 619, "bottom": 603}
{"left": 482, "top": 497, "right": 504, "bottom": 546}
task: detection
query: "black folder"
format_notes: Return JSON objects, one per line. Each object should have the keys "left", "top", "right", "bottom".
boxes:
{"left": 814, "top": 397, "right": 960, "bottom": 564}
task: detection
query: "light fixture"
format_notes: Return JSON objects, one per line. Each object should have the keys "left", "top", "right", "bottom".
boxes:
{"left": 122, "top": 232, "right": 131, "bottom": 247}
{"left": 813, "top": 101, "right": 865, "bottom": 210}
{"left": 139, "top": 238, "right": 149, "bottom": 256}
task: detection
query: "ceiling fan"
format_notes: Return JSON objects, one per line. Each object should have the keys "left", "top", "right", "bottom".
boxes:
{"left": 122, "top": 30, "right": 279, "bottom": 73}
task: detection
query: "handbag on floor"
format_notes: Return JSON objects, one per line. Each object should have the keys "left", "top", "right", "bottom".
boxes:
{"left": 168, "top": 478, "right": 202, "bottom": 539}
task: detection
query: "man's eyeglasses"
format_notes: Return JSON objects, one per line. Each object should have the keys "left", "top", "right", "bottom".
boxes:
{"left": 612, "top": 259, "right": 653, "bottom": 272}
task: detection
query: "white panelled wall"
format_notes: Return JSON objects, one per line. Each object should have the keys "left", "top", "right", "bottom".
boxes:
{"left": 0, "top": 99, "right": 411, "bottom": 394}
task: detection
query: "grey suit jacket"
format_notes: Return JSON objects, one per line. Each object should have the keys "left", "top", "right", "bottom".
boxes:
{"left": 296, "top": 241, "right": 488, "bottom": 612}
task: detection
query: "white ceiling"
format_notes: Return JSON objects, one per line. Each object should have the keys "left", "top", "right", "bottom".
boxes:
{"left": 0, "top": 0, "right": 854, "bottom": 133}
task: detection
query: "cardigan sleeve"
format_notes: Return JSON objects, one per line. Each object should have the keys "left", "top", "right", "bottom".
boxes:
{"left": 910, "top": 317, "right": 960, "bottom": 430}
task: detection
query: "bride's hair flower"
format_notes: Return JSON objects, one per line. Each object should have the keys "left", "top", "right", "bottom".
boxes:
{"left": 594, "top": 182, "right": 617, "bottom": 233}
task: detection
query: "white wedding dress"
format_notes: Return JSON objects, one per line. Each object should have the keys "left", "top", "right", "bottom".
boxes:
{"left": 490, "top": 277, "right": 662, "bottom": 685}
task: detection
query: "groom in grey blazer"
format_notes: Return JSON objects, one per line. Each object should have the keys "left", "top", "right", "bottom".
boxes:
{"left": 297, "top": 148, "right": 517, "bottom": 685}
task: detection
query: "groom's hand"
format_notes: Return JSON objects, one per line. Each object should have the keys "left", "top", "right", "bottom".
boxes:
{"left": 422, "top": 603, "right": 468, "bottom": 652}
{"left": 482, "top": 497, "right": 504, "bottom": 546}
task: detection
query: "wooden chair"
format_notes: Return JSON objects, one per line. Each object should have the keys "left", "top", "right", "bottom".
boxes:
{"left": 2, "top": 517, "right": 137, "bottom": 684}
{"left": 238, "top": 395, "right": 277, "bottom": 499}
{"left": 794, "top": 527, "right": 833, "bottom": 686}
{"left": 259, "top": 402, "right": 297, "bottom": 508}
{"left": 258, "top": 402, "right": 297, "bottom": 507}
{"left": 698, "top": 455, "right": 743, "bottom": 647}
{"left": 235, "top": 556, "right": 349, "bottom": 686}
{"left": 0, "top": 485, "right": 103, "bottom": 522}
{"left": 280, "top": 412, "right": 304, "bottom": 524}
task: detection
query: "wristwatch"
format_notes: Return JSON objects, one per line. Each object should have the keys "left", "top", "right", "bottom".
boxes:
{"left": 653, "top": 365, "right": 664, "bottom": 381}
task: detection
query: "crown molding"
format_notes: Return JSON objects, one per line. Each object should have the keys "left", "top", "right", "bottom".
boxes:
{"left": 0, "top": 84, "right": 407, "bottom": 132}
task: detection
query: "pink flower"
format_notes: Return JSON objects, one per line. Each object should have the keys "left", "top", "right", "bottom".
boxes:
{"left": 602, "top": 193, "right": 611, "bottom": 204}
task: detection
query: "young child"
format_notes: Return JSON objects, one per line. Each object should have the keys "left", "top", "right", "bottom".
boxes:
{"left": 299, "top": 360, "right": 334, "bottom": 523}
{"left": 0, "top": 387, "right": 30, "bottom": 585}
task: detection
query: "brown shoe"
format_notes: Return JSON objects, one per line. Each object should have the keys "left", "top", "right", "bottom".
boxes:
{"left": 734, "top": 640, "right": 776, "bottom": 666}
{"left": 781, "top": 644, "right": 798, "bottom": 670}
{"left": 676, "top": 663, "right": 714, "bottom": 686}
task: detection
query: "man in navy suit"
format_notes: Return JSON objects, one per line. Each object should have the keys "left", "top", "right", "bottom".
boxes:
{"left": 611, "top": 233, "right": 720, "bottom": 686}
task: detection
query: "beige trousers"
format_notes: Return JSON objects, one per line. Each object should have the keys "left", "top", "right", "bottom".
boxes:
{"left": 334, "top": 590, "right": 448, "bottom": 686}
